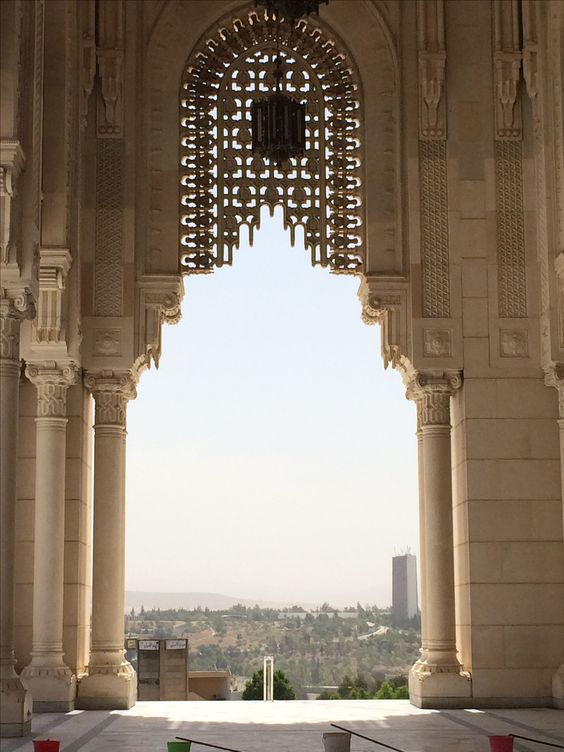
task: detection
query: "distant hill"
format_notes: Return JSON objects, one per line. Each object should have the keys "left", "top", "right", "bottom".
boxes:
{"left": 125, "top": 591, "right": 320, "bottom": 612}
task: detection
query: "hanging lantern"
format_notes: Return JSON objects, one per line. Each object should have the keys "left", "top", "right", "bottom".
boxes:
{"left": 251, "top": 88, "right": 306, "bottom": 168}
{"left": 254, "top": 0, "right": 328, "bottom": 23}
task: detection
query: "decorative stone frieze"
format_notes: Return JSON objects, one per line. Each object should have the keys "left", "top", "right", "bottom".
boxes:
{"left": 419, "top": 140, "right": 450, "bottom": 318}
{"left": 495, "top": 140, "right": 527, "bottom": 318}
{"left": 94, "top": 139, "right": 124, "bottom": 317}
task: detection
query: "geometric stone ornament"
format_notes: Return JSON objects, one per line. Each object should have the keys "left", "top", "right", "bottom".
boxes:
{"left": 499, "top": 328, "right": 529, "bottom": 357}
{"left": 180, "top": 8, "right": 363, "bottom": 276}
{"left": 423, "top": 329, "right": 452, "bottom": 358}
{"left": 419, "top": 140, "right": 450, "bottom": 318}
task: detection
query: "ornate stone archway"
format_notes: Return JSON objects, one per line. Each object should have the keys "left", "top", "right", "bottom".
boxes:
{"left": 179, "top": 7, "right": 364, "bottom": 275}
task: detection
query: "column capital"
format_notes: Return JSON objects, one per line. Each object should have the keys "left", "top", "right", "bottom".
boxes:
{"left": 544, "top": 363, "right": 564, "bottom": 419}
{"left": 84, "top": 370, "right": 137, "bottom": 427}
{"left": 0, "top": 290, "right": 36, "bottom": 362}
{"left": 25, "top": 361, "right": 80, "bottom": 418}
{"left": 406, "top": 370, "right": 462, "bottom": 427}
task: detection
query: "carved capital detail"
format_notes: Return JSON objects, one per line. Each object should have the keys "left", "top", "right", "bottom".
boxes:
{"left": 25, "top": 361, "right": 80, "bottom": 418}
{"left": 84, "top": 369, "right": 137, "bottom": 426}
{"left": 544, "top": 364, "right": 564, "bottom": 419}
{"left": 137, "top": 276, "right": 184, "bottom": 370}
{"left": 32, "top": 248, "right": 72, "bottom": 345}
{"left": 0, "top": 291, "right": 36, "bottom": 361}
{"left": 406, "top": 370, "right": 462, "bottom": 427}
{"left": 358, "top": 278, "right": 408, "bottom": 370}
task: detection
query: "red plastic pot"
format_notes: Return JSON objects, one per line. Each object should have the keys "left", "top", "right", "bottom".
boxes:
{"left": 33, "top": 741, "right": 60, "bottom": 752}
{"left": 489, "top": 737, "right": 514, "bottom": 752}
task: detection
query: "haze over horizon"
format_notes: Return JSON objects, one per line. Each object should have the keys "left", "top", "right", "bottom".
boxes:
{"left": 126, "top": 209, "right": 419, "bottom": 606}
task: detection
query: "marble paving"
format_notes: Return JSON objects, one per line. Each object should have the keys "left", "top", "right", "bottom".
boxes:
{"left": 1, "top": 701, "right": 563, "bottom": 752}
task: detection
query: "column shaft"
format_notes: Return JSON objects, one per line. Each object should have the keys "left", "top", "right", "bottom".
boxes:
{"left": 91, "top": 424, "right": 127, "bottom": 656}
{"left": 416, "top": 426, "right": 428, "bottom": 663}
{"left": 77, "top": 374, "right": 137, "bottom": 710}
{"left": 0, "top": 307, "right": 33, "bottom": 737}
{"left": 420, "top": 423, "right": 458, "bottom": 665}
{"left": 408, "top": 373, "right": 471, "bottom": 708}
{"left": 33, "top": 418, "right": 67, "bottom": 656}
{"left": 21, "top": 367, "right": 78, "bottom": 711}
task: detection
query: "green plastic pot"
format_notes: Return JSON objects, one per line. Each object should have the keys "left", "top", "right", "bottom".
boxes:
{"left": 167, "top": 742, "right": 191, "bottom": 752}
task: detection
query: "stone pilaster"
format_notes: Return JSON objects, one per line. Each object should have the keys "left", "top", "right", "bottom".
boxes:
{"left": 0, "top": 295, "right": 34, "bottom": 737}
{"left": 20, "top": 362, "right": 79, "bottom": 711}
{"left": 77, "top": 371, "right": 137, "bottom": 710}
{"left": 407, "top": 371, "right": 472, "bottom": 707}
{"left": 545, "top": 365, "right": 564, "bottom": 709}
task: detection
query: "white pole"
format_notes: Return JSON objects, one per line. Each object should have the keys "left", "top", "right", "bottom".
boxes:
{"left": 263, "top": 656, "right": 274, "bottom": 701}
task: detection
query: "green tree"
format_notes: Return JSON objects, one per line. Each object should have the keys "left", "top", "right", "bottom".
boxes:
{"left": 375, "top": 681, "right": 395, "bottom": 699}
{"left": 393, "top": 684, "right": 409, "bottom": 699}
{"left": 242, "top": 668, "right": 296, "bottom": 700}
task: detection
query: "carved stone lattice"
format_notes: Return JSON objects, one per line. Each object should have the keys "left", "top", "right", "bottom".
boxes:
{"left": 95, "top": 138, "right": 123, "bottom": 316}
{"left": 179, "top": 9, "right": 363, "bottom": 275}
{"left": 420, "top": 140, "right": 450, "bottom": 317}
{"left": 495, "top": 140, "right": 527, "bottom": 318}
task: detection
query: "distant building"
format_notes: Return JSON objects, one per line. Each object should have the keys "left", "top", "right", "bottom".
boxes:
{"left": 392, "top": 554, "right": 418, "bottom": 627}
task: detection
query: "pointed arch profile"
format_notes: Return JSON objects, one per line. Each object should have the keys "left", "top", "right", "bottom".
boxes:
{"left": 179, "top": 7, "right": 364, "bottom": 275}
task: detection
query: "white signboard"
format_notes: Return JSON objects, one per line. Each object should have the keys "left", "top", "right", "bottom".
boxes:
{"left": 139, "top": 640, "right": 160, "bottom": 651}
{"left": 166, "top": 640, "right": 187, "bottom": 650}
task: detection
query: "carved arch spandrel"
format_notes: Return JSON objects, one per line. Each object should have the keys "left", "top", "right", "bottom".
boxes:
{"left": 144, "top": 0, "right": 401, "bottom": 279}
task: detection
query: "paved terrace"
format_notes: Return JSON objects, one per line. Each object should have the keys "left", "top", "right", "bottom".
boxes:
{"left": 1, "top": 701, "right": 563, "bottom": 752}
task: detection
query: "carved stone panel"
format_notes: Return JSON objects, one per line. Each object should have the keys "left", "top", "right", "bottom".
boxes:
{"left": 179, "top": 8, "right": 363, "bottom": 275}
{"left": 419, "top": 140, "right": 450, "bottom": 318}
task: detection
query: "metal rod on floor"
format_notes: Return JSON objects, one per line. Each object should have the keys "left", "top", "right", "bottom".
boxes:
{"left": 175, "top": 736, "right": 245, "bottom": 752}
{"left": 330, "top": 723, "right": 406, "bottom": 751}
{"left": 510, "top": 734, "right": 564, "bottom": 749}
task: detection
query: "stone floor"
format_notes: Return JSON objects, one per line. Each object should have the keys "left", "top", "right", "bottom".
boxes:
{"left": 1, "top": 701, "right": 563, "bottom": 752}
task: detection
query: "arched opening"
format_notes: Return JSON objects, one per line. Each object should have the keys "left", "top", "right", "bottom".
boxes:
{"left": 127, "top": 207, "right": 419, "bottom": 695}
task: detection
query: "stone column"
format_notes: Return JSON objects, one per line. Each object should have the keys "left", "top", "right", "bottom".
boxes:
{"left": 20, "top": 363, "right": 79, "bottom": 711}
{"left": 77, "top": 372, "right": 137, "bottom": 710}
{"left": 413, "top": 411, "right": 428, "bottom": 667}
{"left": 0, "top": 297, "right": 33, "bottom": 737}
{"left": 408, "top": 372, "right": 471, "bottom": 708}
{"left": 546, "top": 367, "right": 564, "bottom": 709}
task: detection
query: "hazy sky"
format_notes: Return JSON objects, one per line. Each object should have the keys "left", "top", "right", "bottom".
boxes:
{"left": 125, "top": 208, "right": 418, "bottom": 607}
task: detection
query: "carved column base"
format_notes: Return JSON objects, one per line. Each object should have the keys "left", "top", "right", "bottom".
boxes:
{"left": 409, "top": 662, "right": 472, "bottom": 708}
{"left": 553, "top": 665, "right": 564, "bottom": 709}
{"left": 77, "top": 655, "right": 136, "bottom": 710}
{"left": 21, "top": 659, "right": 76, "bottom": 713}
{"left": 0, "top": 676, "right": 33, "bottom": 737}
